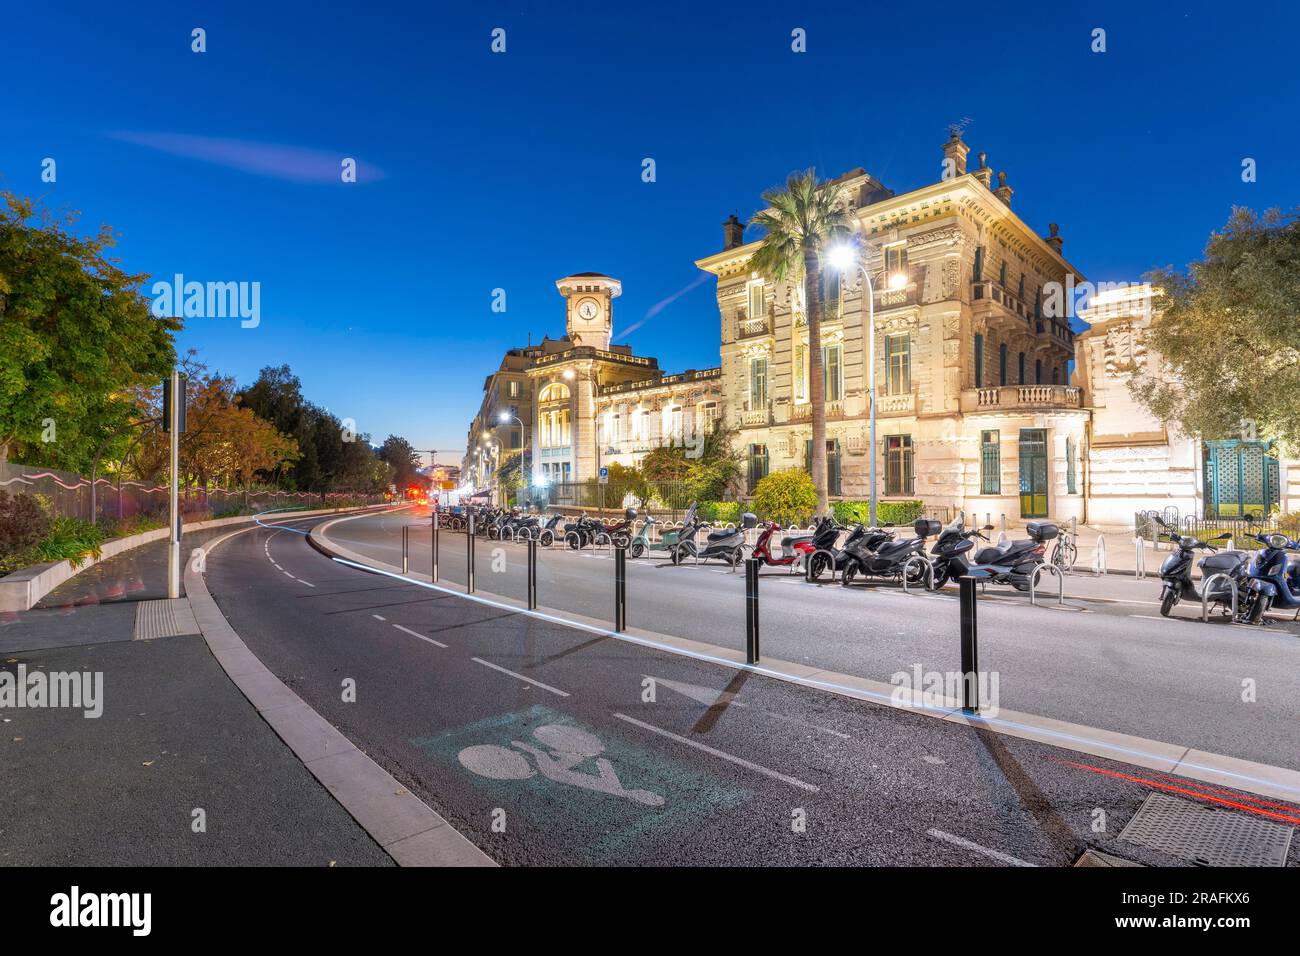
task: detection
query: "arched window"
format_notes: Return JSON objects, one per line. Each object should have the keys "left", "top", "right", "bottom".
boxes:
{"left": 538, "top": 382, "right": 570, "bottom": 403}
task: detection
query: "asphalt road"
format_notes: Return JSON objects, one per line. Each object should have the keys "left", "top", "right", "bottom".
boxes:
{"left": 324, "top": 510, "right": 1300, "bottom": 772}
{"left": 202, "top": 512, "right": 1300, "bottom": 866}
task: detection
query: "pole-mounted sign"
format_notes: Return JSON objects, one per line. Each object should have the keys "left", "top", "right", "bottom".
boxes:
{"left": 164, "top": 373, "right": 186, "bottom": 598}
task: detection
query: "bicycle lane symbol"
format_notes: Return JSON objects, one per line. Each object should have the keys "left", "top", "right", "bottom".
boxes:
{"left": 459, "top": 724, "right": 665, "bottom": 807}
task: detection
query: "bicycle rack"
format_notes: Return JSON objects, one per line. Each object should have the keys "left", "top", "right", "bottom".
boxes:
{"left": 1092, "top": 534, "right": 1107, "bottom": 576}
{"left": 805, "top": 547, "right": 839, "bottom": 584}
{"left": 564, "top": 531, "right": 581, "bottom": 551}
{"left": 1200, "top": 572, "right": 1237, "bottom": 623}
{"left": 900, "top": 555, "right": 934, "bottom": 594}
{"left": 594, "top": 532, "right": 612, "bottom": 551}
{"left": 1029, "top": 563, "right": 1064, "bottom": 606}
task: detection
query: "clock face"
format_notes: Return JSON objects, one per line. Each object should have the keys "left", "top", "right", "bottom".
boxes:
{"left": 576, "top": 298, "right": 601, "bottom": 322}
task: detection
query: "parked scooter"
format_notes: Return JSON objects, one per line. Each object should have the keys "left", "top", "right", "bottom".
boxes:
{"left": 628, "top": 507, "right": 695, "bottom": 559}
{"left": 1151, "top": 517, "right": 1243, "bottom": 619}
{"left": 749, "top": 516, "right": 840, "bottom": 577}
{"left": 675, "top": 513, "right": 757, "bottom": 569}
{"left": 805, "top": 522, "right": 871, "bottom": 581}
{"left": 599, "top": 509, "right": 637, "bottom": 550}
{"left": 563, "top": 514, "right": 603, "bottom": 549}
{"left": 927, "top": 518, "right": 998, "bottom": 589}
{"left": 841, "top": 519, "right": 938, "bottom": 587}
{"left": 1242, "top": 532, "right": 1300, "bottom": 623}
{"left": 536, "top": 513, "right": 563, "bottom": 548}
{"left": 961, "top": 520, "right": 1058, "bottom": 591}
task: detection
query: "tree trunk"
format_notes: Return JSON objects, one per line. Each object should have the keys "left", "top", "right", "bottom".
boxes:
{"left": 804, "top": 249, "right": 828, "bottom": 517}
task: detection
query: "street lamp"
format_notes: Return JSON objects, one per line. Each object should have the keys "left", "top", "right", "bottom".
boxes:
{"left": 496, "top": 410, "right": 528, "bottom": 509}
{"left": 827, "top": 239, "right": 907, "bottom": 528}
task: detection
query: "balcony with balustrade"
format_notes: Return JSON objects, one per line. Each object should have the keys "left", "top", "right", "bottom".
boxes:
{"left": 959, "top": 384, "right": 1084, "bottom": 414}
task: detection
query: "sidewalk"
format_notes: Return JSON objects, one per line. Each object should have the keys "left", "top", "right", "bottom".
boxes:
{"left": 0, "top": 531, "right": 392, "bottom": 866}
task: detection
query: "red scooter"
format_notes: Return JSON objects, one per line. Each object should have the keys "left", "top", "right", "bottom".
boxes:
{"left": 750, "top": 517, "right": 836, "bottom": 572}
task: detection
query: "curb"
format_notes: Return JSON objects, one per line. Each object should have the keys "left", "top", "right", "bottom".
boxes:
{"left": 186, "top": 513, "right": 496, "bottom": 868}
{"left": 310, "top": 510, "right": 1300, "bottom": 808}
{"left": 0, "top": 503, "right": 388, "bottom": 612}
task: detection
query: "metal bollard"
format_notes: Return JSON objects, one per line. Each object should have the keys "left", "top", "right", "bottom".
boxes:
{"left": 745, "top": 558, "right": 760, "bottom": 663}
{"left": 432, "top": 507, "right": 439, "bottom": 583}
{"left": 527, "top": 536, "right": 538, "bottom": 609}
{"left": 402, "top": 524, "right": 409, "bottom": 574}
{"left": 467, "top": 514, "right": 476, "bottom": 594}
{"left": 1133, "top": 536, "right": 1145, "bottom": 579}
{"left": 614, "top": 546, "right": 626, "bottom": 632}
{"left": 959, "top": 575, "right": 980, "bottom": 714}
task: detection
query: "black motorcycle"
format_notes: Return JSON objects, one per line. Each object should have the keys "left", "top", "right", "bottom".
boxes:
{"left": 928, "top": 518, "right": 998, "bottom": 589}
{"left": 1152, "top": 517, "right": 1247, "bottom": 619}
{"left": 841, "top": 519, "right": 939, "bottom": 587}
{"left": 805, "top": 519, "right": 866, "bottom": 581}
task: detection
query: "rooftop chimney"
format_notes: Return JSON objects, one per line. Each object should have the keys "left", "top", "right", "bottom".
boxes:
{"left": 1045, "top": 222, "right": 1064, "bottom": 254}
{"left": 994, "top": 170, "right": 1014, "bottom": 207}
{"left": 942, "top": 128, "right": 970, "bottom": 178}
{"left": 722, "top": 214, "right": 744, "bottom": 250}
{"left": 972, "top": 151, "right": 993, "bottom": 189}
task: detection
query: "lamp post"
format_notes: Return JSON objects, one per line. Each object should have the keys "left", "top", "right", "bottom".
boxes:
{"left": 828, "top": 241, "right": 907, "bottom": 528}
{"left": 496, "top": 411, "right": 527, "bottom": 509}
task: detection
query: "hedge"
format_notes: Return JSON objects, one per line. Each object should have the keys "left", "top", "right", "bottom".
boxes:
{"left": 831, "top": 499, "right": 924, "bottom": 526}
{"left": 698, "top": 500, "right": 742, "bottom": 524}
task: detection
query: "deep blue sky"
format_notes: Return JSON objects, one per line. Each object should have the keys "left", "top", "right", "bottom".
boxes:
{"left": 3, "top": 1, "right": 1296, "bottom": 463}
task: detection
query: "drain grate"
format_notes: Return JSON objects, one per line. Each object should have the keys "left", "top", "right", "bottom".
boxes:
{"left": 1119, "top": 792, "right": 1293, "bottom": 867}
{"left": 133, "top": 599, "right": 200, "bottom": 641}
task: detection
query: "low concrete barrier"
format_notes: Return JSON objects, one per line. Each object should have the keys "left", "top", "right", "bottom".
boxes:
{"left": 0, "top": 505, "right": 387, "bottom": 612}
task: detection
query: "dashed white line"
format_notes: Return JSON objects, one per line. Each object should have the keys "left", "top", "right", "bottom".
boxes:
{"left": 372, "top": 614, "right": 387, "bottom": 621}
{"left": 926, "top": 828, "right": 1036, "bottom": 867}
{"left": 613, "top": 712, "right": 820, "bottom": 793}
{"left": 392, "top": 623, "right": 448, "bottom": 648}
{"left": 470, "top": 657, "right": 570, "bottom": 697}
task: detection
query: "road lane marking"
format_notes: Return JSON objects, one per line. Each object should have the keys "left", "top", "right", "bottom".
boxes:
{"left": 926, "top": 828, "right": 1037, "bottom": 866}
{"left": 613, "top": 712, "right": 820, "bottom": 793}
{"left": 471, "top": 657, "right": 570, "bottom": 697}
{"left": 372, "top": 614, "right": 386, "bottom": 621}
{"left": 392, "top": 623, "right": 448, "bottom": 648}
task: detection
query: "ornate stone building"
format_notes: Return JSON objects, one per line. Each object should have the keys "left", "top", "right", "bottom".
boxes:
{"left": 696, "top": 134, "right": 1087, "bottom": 522}
{"left": 462, "top": 273, "right": 724, "bottom": 497}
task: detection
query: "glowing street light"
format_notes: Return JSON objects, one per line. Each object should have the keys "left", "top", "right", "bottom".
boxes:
{"left": 827, "top": 239, "right": 909, "bottom": 527}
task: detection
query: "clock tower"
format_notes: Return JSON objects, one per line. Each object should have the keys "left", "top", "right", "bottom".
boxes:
{"left": 556, "top": 272, "right": 620, "bottom": 350}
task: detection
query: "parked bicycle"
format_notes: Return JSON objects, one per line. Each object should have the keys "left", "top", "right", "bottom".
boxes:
{"left": 1050, "top": 527, "right": 1078, "bottom": 572}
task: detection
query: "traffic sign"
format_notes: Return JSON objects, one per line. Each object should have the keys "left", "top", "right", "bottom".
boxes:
{"left": 598, "top": 466, "right": 609, "bottom": 485}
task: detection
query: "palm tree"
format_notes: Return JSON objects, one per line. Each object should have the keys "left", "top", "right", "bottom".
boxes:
{"left": 748, "top": 169, "right": 853, "bottom": 516}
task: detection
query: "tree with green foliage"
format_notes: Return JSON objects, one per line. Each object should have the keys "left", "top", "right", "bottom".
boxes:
{"left": 639, "top": 423, "right": 742, "bottom": 507}
{"left": 752, "top": 469, "right": 818, "bottom": 527}
{"left": 1133, "top": 206, "right": 1300, "bottom": 447}
{"left": 379, "top": 435, "right": 423, "bottom": 490}
{"left": 0, "top": 192, "right": 179, "bottom": 469}
{"left": 748, "top": 170, "right": 853, "bottom": 517}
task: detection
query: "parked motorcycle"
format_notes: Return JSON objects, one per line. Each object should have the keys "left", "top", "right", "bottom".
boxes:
{"left": 927, "top": 518, "right": 998, "bottom": 589}
{"left": 805, "top": 521, "right": 871, "bottom": 581}
{"left": 1151, "top": 518, "right": 1243, "bottom": 619}
{"left": 628, "top": 507, "right": 694, "bottom": 559}
{"left": 536, "top": 513, "right": 563, "bottom": 548}
{"left": 674, "top": 512, "right": 757, "bottom": 568}
{"left": 599, "top": 509, "right": 638, "bottom": 550}
{"left": 841, "top": 519, "right": 938, "bottom": 587}
{"left": 961, "top": 520, "right": 1058, "bottom": 591}
{"left": 748, "top": 516, "right": 842, "bottom": 578}
{"left": 1242, "top": 532, "right": 1300, "bottom": 623}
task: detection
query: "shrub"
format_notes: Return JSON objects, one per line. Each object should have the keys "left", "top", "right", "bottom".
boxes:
{"left": 832, "top": 499, "right": 924, "bottom": 526}
{"left": 698, "top": 500, "right": 742, "bottom": 525}
{"left": 751, "top": 469, "right": 818, "bottom": 527}
{"left": 32, "top": 515, "right": 105, "bottom": 568}
{"left": 0, "top": 491, "right": 50, "bottom": 561}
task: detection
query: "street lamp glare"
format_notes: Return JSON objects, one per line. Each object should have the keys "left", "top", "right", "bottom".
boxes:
{"left": 888, "top": 272, "right": 908, "bottom": 290}
{"left": 498, "top": 412, "right": 510, "bottom": 423}
{"left": 826, "top": 244, "right": 855, "bottom": 271}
